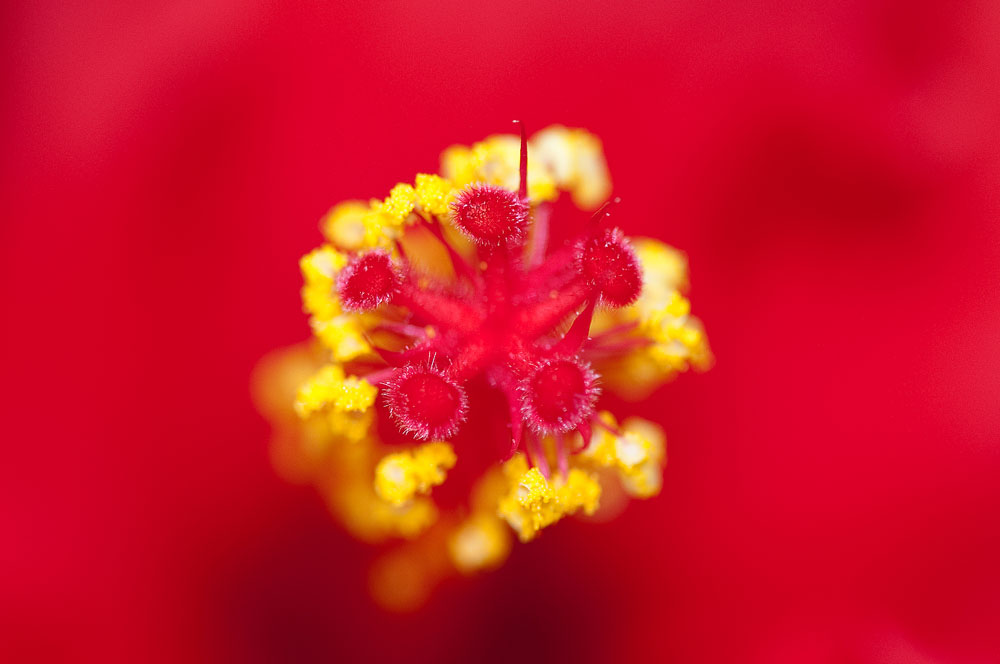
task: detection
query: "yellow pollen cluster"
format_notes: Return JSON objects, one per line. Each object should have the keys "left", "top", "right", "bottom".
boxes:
{"left": 497, "top": 455, "right": 602, "bottom": 542}
{"left": 414, "top": 173, "right": 455, "bottom": 217}
{"left": 375, "top": 442, "right": 457, "bottom": 506}
{"left": 447, "top": 513, "right": 512, "bottom": 574}
{"left": 294, "top": 364, "right": 377, "bottom": 417}
{"left": 380, "top": 183, "right": 417, "bottom": 222}
{"left": 333, "top": 480, "right": 440, "bottom": 541}
{"left": 579, "top": 412, "right": 668, "bottom": 498}
{"left": 321, "top": 201, "right": 370, "bottom": 252}
{"left": 300, "top": 246, "right": 346, "bottom": 319}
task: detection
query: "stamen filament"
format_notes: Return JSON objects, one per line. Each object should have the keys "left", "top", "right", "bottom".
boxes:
{"left": 551, "top": 299, "right": 596, "bottom": 355}
{"left": 420, "top": 214, "right": 480, "bottom": 284}
{"left": 362, "top": 367, "right": 396, "bottom": 384}
{"left": 376, "top": 321, "right": 432, "bottom": 339}
{"left": 515, "top": 119, "right": 527, "bottom": 203}
{"left": 588, "top": 196, "right": 621, "bottom": 227}
{"left": 526, "top": 430, "right": 550, "bottom": 479}
{"left": 555, "top": 432, "right": 569, "bottom": 480}
{"left": 526, "top": 203, "right": 551, "bottom": 267}
{"left": 515, "top": 279, "right": 593, "bottom": 339}
{"left": 585, "top": 337, "right": 654, "bottom": 355}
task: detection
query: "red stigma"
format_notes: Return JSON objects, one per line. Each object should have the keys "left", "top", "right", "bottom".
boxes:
{"left": 577, "top": 227, "right": 642, "bottom": 307}
{"left": 450, "top": 184, "right": 529, "bottom": 248}
{"left": 384, "top": 364, "right": 469, "bottom": 440}
{"left": 520, "top": 356, "right": 600, "bottom": 434}
{"left": 337, "top": 250, "right": 398, "bottom": 311}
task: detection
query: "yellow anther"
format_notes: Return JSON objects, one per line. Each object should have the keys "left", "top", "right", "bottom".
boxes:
{"left": 414, "top": 173, "right": 455, "bottom": 217}
{"left": 301, "top": 281, "right": 341, "bottom": 321}
{"left": 633, "top": 238, "right": 689, "bottom": 294}
{"left": 558, "top": 468, "right": 601, "bottom": 513}
{"left": 579, "top": 415, "right": 667, "bottom": 499}
{"left": 310, "top": 315, "right": 372, "bottom": 361}
{"left": 299, "top": 245, "right": 348, "bottom": 323}
{"left": 531, "top": 125, "right": 612, "bottom": 209}
{"left": 497, "top": 455, "right": 601, "bottom": 542}
{"left": 616, "top": 417, "right": 667, "bottom": 498}
{"left": 325, "top": 409, "right": 374, "bottom": 442}
{"left": 380, "top": 183, "right": 417, "bottom": 223}
{"left": 515, "top": 467, "right": 553, "bottom": 508}
{"left": 294, "top": 365, "right": 376, "bottom": 418}
{"left": 333, "top": 375, "right": 378, "bottom": 412}
{"left": 447, "top": 513, "right": 512, "bottom": 574}
{"left": 374, "top": 442, "right": 457, "bottom": 506}
{"left": 664, "top": 290, "right": 692, "bottom": 318}
{"left": 615, "top": 431, "right": 652, "bottom": 468}
{"left": 300, "top": 245, "right": 348, "bottom": 282}
{"left": 577, "top": 411, "right": 621, "bottom": 468}
{"left": 332, "top": 480, "right": 439, "bottom": 541}
{"left": 321, "top": 201, "right": 373, "bottom": 252}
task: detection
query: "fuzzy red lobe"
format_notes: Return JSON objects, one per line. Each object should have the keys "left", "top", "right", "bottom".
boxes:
{"left": 383, "top": 363, "right": 469, "bottom": 440}
{"left": 519, "top": 356, "right": 600, "bottom": 434}
{"left": 578, "top": 227, "right": 643, "bottom": 307}
{"left": 450, "top": 184, "right": 530, "bottom": 248}
{"left": 337, "top": 249, "right": 399, "bottom": 311}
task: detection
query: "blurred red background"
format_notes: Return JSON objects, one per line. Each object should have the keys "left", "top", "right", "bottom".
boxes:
{"left": 3, "top": 1, "right": 999, "bottom": 662}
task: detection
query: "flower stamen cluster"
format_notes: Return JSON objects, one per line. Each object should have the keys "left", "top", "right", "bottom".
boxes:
{"left": 255, "top": 123, "right": 712, "bottom": 608}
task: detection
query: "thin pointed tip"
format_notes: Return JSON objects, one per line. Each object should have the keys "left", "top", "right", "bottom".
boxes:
{"left": 516, "top": 119, "right": 528, "bottom": 200}
{"left": 588, "top": 197, "right": 620, "bottom": 225}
